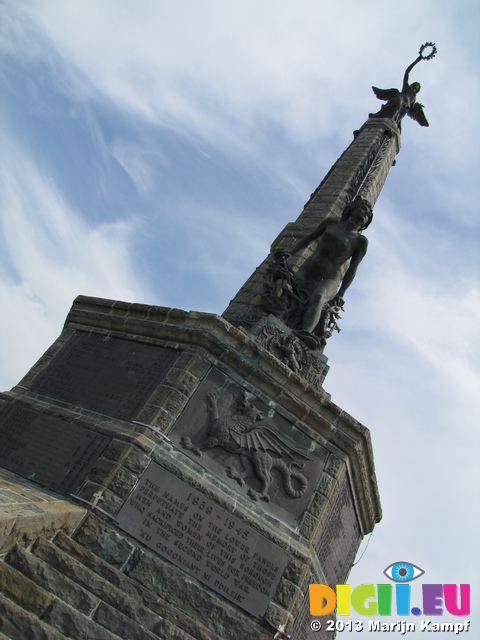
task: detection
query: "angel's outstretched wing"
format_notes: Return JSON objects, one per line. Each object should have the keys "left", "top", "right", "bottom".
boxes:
{"left": 372, "top": 86, "right": 400, "bottom": 102}
{"left": 232, "top": 423, "right": 311, "bottom": 461}
{"left": 408, "top": 102, "right": 429, "bottom": 127}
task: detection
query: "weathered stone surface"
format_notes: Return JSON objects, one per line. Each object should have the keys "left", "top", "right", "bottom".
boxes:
{"left": 308, "top": 490, "right": 329, "bottom": 517}
{"left": 164, "top": 367, "right": 201, "bottom": 397}
{"left": 42, "top": 598, "right": 122, "bottom": 640}
{"left": 0, "top": 497, "right": 85, "bottom": 555}
{"left": 316, "top": 472, "right": 336, "bottom": 498}
{"left": 72, "top": 515, "right": 134, "bottom": 569}
{"left": 5, "top": 543, "right": 98, "bottom": 616}
{"left": 0, "top": 592, "right": 65, "bottom": 640}
{"left": 324, "top": 454, "right": 344, "bottom": 480}
{"left": 283, "top": 557, "right": 309, "bottom": 587}
{"left": 124, "top": 548, "right": 272, "bottom": 640}
{"left": 87, "top": 458, "right": 118, "bottom": 485}
{"left": 264, "top": 601, "right": 294, "bottom": 638}
{"left": 107, "top": 464, "right": 138, "bottom": 498}
{"left": 103, "top": 440, "right": 150, "bottom": 475}
{"left": 59, "top": 528, "right": 219, "bottom": 640}
{"left": 0, "top": 561, "right": 52, "bottom": 617}
{"left": 299, "top": 512, "right": 320, "bottom": 540}
{"left": 93, "top": 601, "right": 163, "bottom": 640}
{"left": 32, "top": 537, "right": 133, "bottom": 610}
{"left": 275, "top": 577, "right": 302, "bottom": 612}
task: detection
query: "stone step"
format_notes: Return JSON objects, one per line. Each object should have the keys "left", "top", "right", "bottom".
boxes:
{"left": 53, "top": 530, "right": 214, "bottom": 640}
{"left": 0, "top": 557, "right": 123, "bottom": 640}
{"left": 5, "top": 543, "right": 99, "bottom": 617}
{"left": 20, "top": 537, "right": 165, "bottom": 640}
{"left": 36, "top": 598, "right": 125, "bottom": 640}
{"left": 0, "top": 591, "right": 66, "bottom": 640}
{"left": 2, "top": 547, "right": 159, "bottom": 640}
{"left": 0, "top": 559, "right": 55, "bottom": 620}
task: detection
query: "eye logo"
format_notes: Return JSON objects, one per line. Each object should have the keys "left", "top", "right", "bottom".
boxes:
{"left": 310, "top": 562, "right": 470, "bottom": 619}
{"left": 384, "top": 561, "right": 425, "bottom": 582}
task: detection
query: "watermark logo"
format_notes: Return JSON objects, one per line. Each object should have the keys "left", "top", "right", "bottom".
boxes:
{"left": 309, "top": 561, "right": 470, "bottom": 618}
{"left": 383, "top": 561, "right": 424, "bottom": 583}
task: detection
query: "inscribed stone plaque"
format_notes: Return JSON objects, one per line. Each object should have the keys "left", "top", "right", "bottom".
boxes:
{"left": 170, "top": 367, "right": 329, "bottom": 525}
{"left": 316, "top": 473, "right": 361, "bottom": 586}
{"left": 0, "top": 403, "right": 110, "bottom": 494}
{"left": 31, "top": 331, "right": 180, "bottom": 420}
{"left": 117, "top": 463, "right": 290, "bottom": 617}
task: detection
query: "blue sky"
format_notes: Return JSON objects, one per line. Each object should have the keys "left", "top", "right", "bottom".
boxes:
{"left": 1, "top": 1, "right": 479, "bottom": 635}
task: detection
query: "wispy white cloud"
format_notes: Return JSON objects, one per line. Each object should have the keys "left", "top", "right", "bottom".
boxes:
{"left": 0, "top": 131, "right": 152, "bottom": 389}
{"left": 16, "top": 1, "right": 474, "bottom": 155}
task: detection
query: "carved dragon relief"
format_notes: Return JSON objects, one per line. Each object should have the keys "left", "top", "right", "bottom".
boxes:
{"left": 181, "top": 390, "right": 310, "bottom": 503}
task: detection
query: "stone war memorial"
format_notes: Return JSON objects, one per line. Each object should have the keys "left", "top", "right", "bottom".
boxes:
{"left": 0, "top": 44, "right": 436, "bottom": 640}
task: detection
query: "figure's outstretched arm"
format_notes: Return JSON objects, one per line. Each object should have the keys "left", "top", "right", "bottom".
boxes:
{"left": 402, "top": 55, "right": 423, "bottom": 90}
{"left": 289, "top": 218, "right": 331, "bottom": 255}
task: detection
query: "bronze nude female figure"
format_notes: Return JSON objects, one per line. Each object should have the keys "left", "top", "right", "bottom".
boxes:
{"left": 288, "top": 199, "right": 373, "bottom": 336}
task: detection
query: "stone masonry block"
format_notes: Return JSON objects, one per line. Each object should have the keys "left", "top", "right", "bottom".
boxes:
{"left": 274, "top": 577, "right": 302, "bottom": 613}
{"left": 42, "top": 598, "right": 121, "bottom": 640}
{"left": 164, "top": 367, "right": 201, "bottom": 397}
{"left": 185, "top": 355, "right": 211, "bottom": 380}
{"left": 298, "top": 512, "right": 320, "bottom": 541}
{"left": 308, "top": 491, "right": 329, "bottom": 520}
{"left": 162, "top": 388, "right": 189, "bottom": 415}
{"left": 107, "top": 464, "right": 138, "bottom": 499}
{"left": 93, "top": 601, "right": 161, "bottom": 640}
{"left": 276, "top": 389, "right": 310, "bottom": 421}
{"left": 0, "top": 561, "right": 52, "bottom": 618}
{"left": 317, "top": 472, "right": 336, "bottom": 498}
{"left": 324, "top": 454, "right": 345, "bottom": 481}
{"left": 32, "top": 537, "right": 149, "bottom": 624}
{"left": 5, "top": 543, "right": 98, "bottom": 616}
{"left": 126, "top": 303, "right": 151, "bottom": 320}
{"left": 0, "top": 592, "right": 65, "bottom": 640}
{"left": 87, "top": 458, "right": 118, "bottom": 486}
{"left": 136, "top": 405, "right": 174, "bottom": 431}
{"left": 71, "top": 517, "right": 134, "bottom": 570}
{"left": 56, "top": 530, "right": 217, "bottom": 640}
{"left": 283, "top": 557, "right": 309, "bottom": 588}
{"left": 102, "top": 440, "right": 150, "bottom": 476}
{"left": 145, "top": 385, "right": 188, "bottom": 415}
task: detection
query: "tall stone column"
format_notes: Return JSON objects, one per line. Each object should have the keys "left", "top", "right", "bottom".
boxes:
{"left": 0, "top": 116, "right": 402, "bottom": 640}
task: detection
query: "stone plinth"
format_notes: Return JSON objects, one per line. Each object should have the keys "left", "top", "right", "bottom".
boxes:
{"left": 0, "top": 296, "right": 381, "bottom": 639}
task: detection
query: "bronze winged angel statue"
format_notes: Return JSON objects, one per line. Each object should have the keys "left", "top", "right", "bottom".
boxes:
{"left": 369, "top": 42, "right": 436, "bottom": 130}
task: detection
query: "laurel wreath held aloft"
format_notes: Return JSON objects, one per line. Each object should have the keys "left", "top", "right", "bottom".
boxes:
{"left": 419, "top": 42, "right": 437, "bottom": 61}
